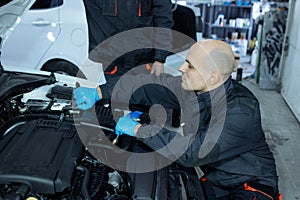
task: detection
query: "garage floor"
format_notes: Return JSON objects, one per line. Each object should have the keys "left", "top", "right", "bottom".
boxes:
{"left": 243, "top": 78, "right": 300, "bottom": 200}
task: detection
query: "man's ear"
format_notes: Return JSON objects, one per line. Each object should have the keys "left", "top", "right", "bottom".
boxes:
{"left": 208, "top": 71, "right": 220, "bottom": 85}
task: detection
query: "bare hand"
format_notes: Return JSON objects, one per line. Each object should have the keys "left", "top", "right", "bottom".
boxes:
{"left": 151, "top": 61, "right": 164, "bottom": 75}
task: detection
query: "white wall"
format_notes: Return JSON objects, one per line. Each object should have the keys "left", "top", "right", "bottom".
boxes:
{"left": 280, "top": 0, "right": 300, "bottom": 122}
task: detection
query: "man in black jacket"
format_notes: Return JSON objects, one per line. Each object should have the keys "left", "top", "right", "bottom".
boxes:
{"left": 73, "top": 40, "right": 280, "bottom": 199}
{"left": 83, "top": 0, "right": 173, "bottom": 78}
{"left": 74, "top": 0, "right": 173, "bottom": 110}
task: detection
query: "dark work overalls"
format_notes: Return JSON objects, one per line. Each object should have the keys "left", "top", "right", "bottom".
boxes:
{"left": 83, "top": 0, "right": 173, "bottom": 80}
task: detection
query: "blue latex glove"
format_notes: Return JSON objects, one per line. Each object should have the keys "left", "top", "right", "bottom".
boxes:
{"left": 115, "top": 116, "right": 140, "bottom": 137}
{"left": 73, "top": 87, "right": 100, "bottom": 110}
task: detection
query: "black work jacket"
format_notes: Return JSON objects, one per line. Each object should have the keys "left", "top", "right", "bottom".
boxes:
{"left": 101, "top": 74, "right": 278, "bottom": 197}
{"left": 84, "top": 0, "right": 173, "bottom": 70}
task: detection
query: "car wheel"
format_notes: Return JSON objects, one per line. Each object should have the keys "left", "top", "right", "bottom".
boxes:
{"left": 42, "top": 60, "right": 86, "bottom": 78}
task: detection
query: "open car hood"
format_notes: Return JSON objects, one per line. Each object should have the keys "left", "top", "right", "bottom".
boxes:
{"left": 0, "top": 0, "right": 36, "bottom": 48}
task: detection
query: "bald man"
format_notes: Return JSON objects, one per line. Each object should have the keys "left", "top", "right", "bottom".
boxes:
{"left": 178, "top": 39, "right": 235, "bottom": 92}
{"left": 74, "top": 40, "right": 280, "bottom": 199}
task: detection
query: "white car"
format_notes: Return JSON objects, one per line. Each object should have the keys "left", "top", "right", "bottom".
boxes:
{"left": 1, "top": 0, "right": 88, "bottom": 77}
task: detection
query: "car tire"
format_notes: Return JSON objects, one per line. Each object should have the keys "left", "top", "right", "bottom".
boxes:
{"left": 42, "top": 60, "right": 86, "bottom": 78}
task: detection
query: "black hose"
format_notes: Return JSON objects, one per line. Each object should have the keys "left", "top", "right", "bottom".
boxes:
{"left": 89, "top": 164, "right": 106, "bottom": 198}
{"left": 76, "top": 165, "right": 91, "bottom": 200}
{"left": 13, "top": 194, "right": 21, "bottom": 200}
{"left": 13, "top": 184, "right": 30, "bottom": 200}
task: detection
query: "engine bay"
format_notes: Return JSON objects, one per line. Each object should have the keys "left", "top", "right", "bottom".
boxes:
{"left": 0, "top": 71, "right": 140, "bottom": 200}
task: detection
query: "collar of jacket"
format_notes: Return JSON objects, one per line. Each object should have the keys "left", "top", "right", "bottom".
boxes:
{"left": 195, "top": 77, "right": 234, "bottom": 103}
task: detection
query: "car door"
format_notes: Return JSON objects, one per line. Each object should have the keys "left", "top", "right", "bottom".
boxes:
{"left": 1, "top": 0, "right": 62, "bottom": 70}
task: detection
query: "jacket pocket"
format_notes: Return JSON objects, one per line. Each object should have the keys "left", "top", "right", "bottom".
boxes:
{"left": 102, "top": 0, "right": 117, "bottom": 16}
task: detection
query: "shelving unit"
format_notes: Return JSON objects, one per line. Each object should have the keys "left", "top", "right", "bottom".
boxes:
{"left": 197, "top": 3, "right": 253, "bottom": 44}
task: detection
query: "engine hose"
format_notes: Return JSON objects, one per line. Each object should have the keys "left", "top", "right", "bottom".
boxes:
{"left": 13, "top": 194, "right": 21, "bottom": 200}
{"left": 76, "top": 166, "right": 91, "bottom": 200}
{"left": 89, "top": 165, "right": 106, "bottom": 197}
{"left": 13, "top": 184, "right": 30, "bottom": 200}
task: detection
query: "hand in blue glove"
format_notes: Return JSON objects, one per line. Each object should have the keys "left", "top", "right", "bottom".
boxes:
{"left": 73, "top": 87, "right": 101, "bottom": 110}
{"left": 115, "top": 116, "right": 141, "bottom": 137}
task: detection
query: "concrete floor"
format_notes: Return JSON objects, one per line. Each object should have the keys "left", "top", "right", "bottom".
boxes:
{"left": 243, "top": 78, "right": 300, "bottom": 200}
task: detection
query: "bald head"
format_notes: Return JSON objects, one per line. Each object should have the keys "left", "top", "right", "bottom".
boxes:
{"left": 191, "top": 40, "right": 235, "bottom": 81}
{"left": 179, "top": 39, "right": 236, "bottom": 92}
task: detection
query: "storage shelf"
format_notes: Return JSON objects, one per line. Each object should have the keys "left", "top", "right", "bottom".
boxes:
{"left": 208, "top": 4, "right": 252, "bottom": 9}
{"left": 197, "top": 3, "right": 253, "bottom": 46}
{"left": 210, "top": 24, "right": 251, "bottom": 29}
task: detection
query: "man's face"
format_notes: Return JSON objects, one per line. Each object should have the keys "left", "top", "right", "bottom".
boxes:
{"left": 178, "top": 45, "right": 210, "bottom": 92}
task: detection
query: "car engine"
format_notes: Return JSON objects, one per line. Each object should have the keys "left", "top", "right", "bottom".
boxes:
{"left": 0, "top": 71, "right": 148, "bottom": 200}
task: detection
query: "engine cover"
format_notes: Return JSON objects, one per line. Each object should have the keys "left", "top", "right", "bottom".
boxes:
{"left": 0, "top": 119, "right": 83, "bottom": 194}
